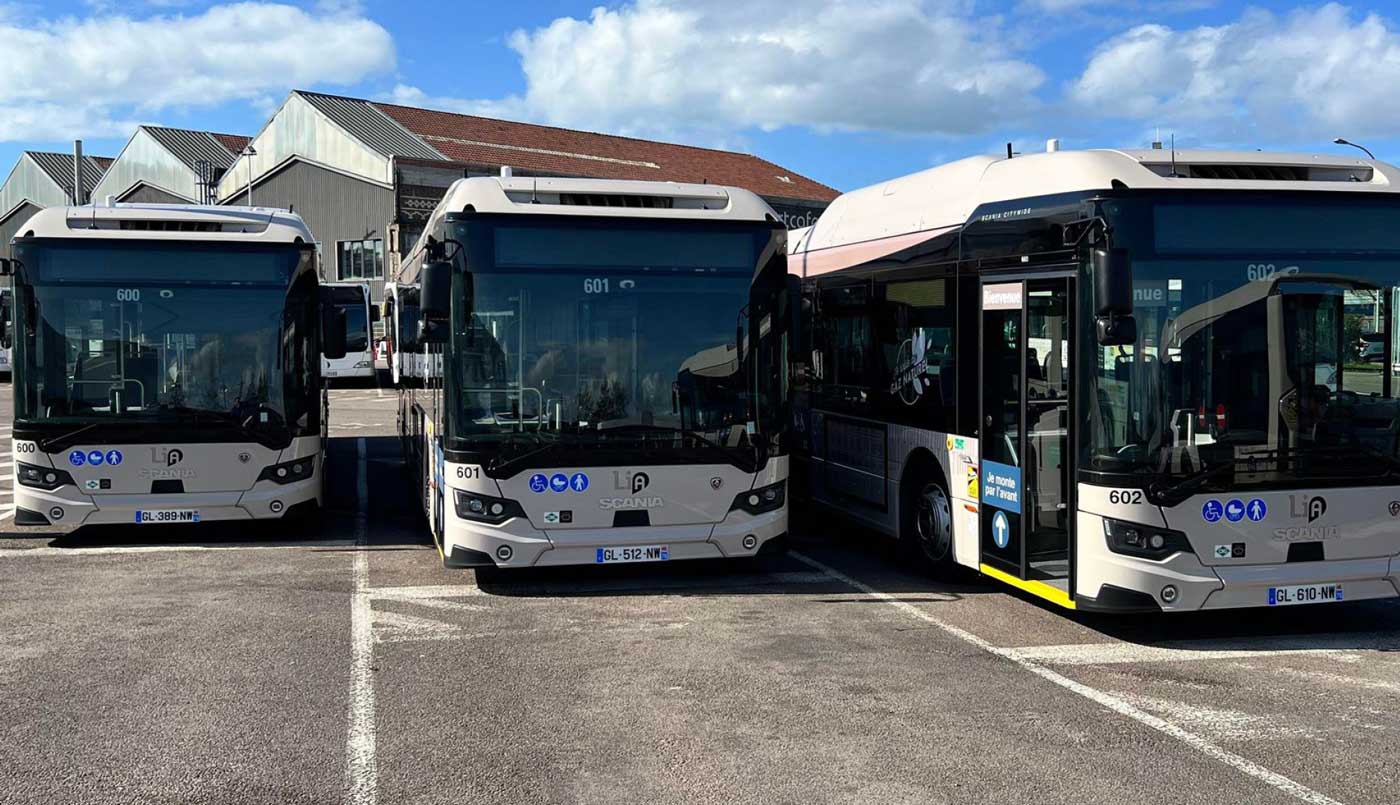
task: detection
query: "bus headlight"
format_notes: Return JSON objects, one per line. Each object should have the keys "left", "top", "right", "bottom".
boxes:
{"left": 257, "top": 456, "right": 316, "bottom": 485}
{"left": 453, "top": 490, "right": 524, "bottom": 525}
{"left": 731, "top": 481, "right": 785, "bottom": 515}
{"left": 1103, "top": 517, "right": 1193, "bottom": 560}
{"left": 17, "top": 462, "right": 74, "bottom": 491}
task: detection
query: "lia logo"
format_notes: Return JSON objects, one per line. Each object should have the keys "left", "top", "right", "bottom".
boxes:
{"left": 150, "top": 447, "right": 184, "bottom": 467}
{"left": 613, "top": 471, "right": 650, "bottom": 494}
{"left": 1289, "top": 494, "right": 1327, "bottom": 523}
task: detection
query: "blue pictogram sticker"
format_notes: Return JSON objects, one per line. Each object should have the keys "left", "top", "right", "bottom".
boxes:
{"left": 1246, "top": 498, "right": 1267, "bottom": 522}
{"left": 570, "top": 472, "right": 589, "bottom": 492}
{"left": 528, "top": 473, "right": 549, "bottom": 494}
{"left": 105, "top": 449, "right": 123, "bottom": 466}
{"left": 87, "top": 450, "right": 105, "bottom": 466}
{"left": 550, "top": 473, "right": 569, "bottom": 493}
{"left": 1202, "top": 499, "right": 1223, "bottom": 523}
{"left": 992, "top": 510, "right": 1010, "bottom": 549}
{"left": 1224, "top": 498, "right": 1246, "bottom": 522}
{"left": 69, "top": 450, "right": 86, "bottom": 467}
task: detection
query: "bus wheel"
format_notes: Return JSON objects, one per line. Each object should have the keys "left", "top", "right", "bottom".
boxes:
{"left": 902, "top": 478, "right": 954, "bottom": 575}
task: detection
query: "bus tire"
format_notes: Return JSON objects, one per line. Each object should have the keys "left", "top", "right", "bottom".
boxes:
{"left": 900, "top": 465, "right": 955, "bottom": 577}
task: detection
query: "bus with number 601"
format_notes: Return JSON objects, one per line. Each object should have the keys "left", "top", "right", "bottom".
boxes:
{"left": 397, "top": 175, "right": 793, "bottom": 569}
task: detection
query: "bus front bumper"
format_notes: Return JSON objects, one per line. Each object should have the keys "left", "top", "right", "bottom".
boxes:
{"left": 1077, "top": 542, "right": 1400, "bottom": 612}
{"left": 13, "top": 478, "right": 321, "bottom": 527}
{"left": 443, "top": 508, "right": 788, "bottom": 568}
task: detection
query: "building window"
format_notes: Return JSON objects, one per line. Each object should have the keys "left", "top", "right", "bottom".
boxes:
{"left": 338, "top": 239, "right": 384, "bottom": 280}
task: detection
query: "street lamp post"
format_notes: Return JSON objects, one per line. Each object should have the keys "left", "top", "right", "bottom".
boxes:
{"left": 1333, "top": 138, "right": 1376, "bottom": 160}
{"left": 241, "top": 145, "right": 258, "bottom": 207}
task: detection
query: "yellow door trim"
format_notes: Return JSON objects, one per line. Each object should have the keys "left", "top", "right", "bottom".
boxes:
{"left": 980, "top": 563, "right": 1076, "bottom": 610}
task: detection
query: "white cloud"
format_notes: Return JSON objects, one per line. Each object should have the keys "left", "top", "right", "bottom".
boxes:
{"left": 0, "top": 2, "right": 395, "bottom": 142}
{"left": 1070, "top": 4, "right": 1400, "bottom": 142}
{"left": 440, "top": 0, "right": 1044, "bottom": 139}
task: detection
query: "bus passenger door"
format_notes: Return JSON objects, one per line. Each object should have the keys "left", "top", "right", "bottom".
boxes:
{"left": 978, "top": 278, "right": 1074, "bottom": 596}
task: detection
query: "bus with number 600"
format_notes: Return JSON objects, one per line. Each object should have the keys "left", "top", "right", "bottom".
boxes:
{"left": 1, "top": 203, "right": 346, "bottom": 528}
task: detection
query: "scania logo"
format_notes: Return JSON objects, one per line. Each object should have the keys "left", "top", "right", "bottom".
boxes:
{"left": 710, "top": 477, "right": 723, "bottom": 490}
{"left": 1389, "top": 501, "right": 1400, "bottom": 518}
{"left": 599, "top": 496, "right": 664, "bottom": 510}
{"left": 139, "top": 467, "right": 196, "bottom": 480}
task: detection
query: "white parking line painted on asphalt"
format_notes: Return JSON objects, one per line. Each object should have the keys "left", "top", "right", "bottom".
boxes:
{"left": 345, "top": 437, "right": 377, "bottom": 805}
{"left": 0, "top": 540, "right": 355, "bottom": 557}
{"left": 371, "top": 584, "right": 485, "bottom": 599}
{"left": 791, "top": 551, "right": 1346, "bottom": 805}
{"left": 1011, "top": 633, "right": 1400, "bottom": 665}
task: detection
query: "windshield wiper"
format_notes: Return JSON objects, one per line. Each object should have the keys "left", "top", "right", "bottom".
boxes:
{"left": 483, "top": 433, "right": 566, "bottom": 474}
{"left": 1147, "top": 460, "right": 1236, "bottom": 506}
{"left": 38, "top": 422, "right": 103, "bottom": 453}
{"left": 593, "top": 424, "right": 731, "bottom": 451}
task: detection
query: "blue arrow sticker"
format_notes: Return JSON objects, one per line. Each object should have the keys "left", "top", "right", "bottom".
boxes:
{"left": 69, "top": 450, "right": 86, "bottom": 467}
{"left": 528, "top": 473, "right": 549, "bottom": 494}
{"left": 569, "top": 472, "right": 589, "bottom": 492}
{"left": 1246, "top": 498, "right": 1267, "bottom": 522}
{"left": 1202, "top": 499, "right": 1223, "bottom": 523}
{"left": 105, "top": 450, "right": 123, "bottom": 466}
{"left": 992, "top": 510, "right": 1010, "bottom": 549}
{"left": 86, "top": 450, "right": 105, "bottom": 466}
{"left": 550, "top": 473, "right": 569, "bottom": 493}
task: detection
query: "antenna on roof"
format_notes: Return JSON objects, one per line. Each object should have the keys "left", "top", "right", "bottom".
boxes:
{"left": 1006, "top": 142, "right": 1014, "bottom": 160}
{"left": 1169, "top": 133, "right": 1180, "bottom": 178}
{"left": 531, "top": 178, "right": 538, "bottom": 204}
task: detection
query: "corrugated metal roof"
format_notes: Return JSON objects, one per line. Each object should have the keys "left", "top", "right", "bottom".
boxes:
{"left": 26, "top": 151, "right": 109, "bottom": 196}
{"left": 143, "top": 126, "right": 240, "bottom": 170}
{"left": 297, "top": 91, "right": 444, "bottom": 161}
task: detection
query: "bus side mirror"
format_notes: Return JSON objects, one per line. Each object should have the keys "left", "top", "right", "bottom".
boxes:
{"left": 785, "top": 274, "right": 809, "bottom": 362}
{"left": 1093, "top": 247, "right": 1137, "bottom": 346}
{"left": 420, "top": 260, "right": 452, "bottom": 322}
{"left": 0, "top": 299, "right": 10, "bottom": 351}
{"left": 0, "top": 258, "right": 12, "bottom": 277}
{"left": 370, "top": 305, "right": 381, "bottom": 323}
{"left": 322, "top": 305, "right": 348, "bottom": 360}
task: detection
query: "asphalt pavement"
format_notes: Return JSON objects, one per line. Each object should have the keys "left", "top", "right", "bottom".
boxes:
{"left": 2, "top": 376, "right": 1399, "bottom": 804}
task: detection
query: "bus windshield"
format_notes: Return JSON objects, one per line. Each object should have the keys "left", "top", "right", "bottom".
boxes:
{"left": 447, "top": 220, "right": 779, "bottom": 467}
{"left": 327, "top": 285, "right": 370, "bottom": 353}
{"left": 12, "top": 240, "right": 315, "bottom": 442}
{"left": 1088, "top": 196, "right": 1400, "bottom": 494}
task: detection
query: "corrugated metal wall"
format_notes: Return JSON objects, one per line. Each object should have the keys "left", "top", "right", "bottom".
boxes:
{"left": 0, "top": 202, "right": 42, "bottom": 259}
{"left": 223, "top": 160, "right": 394, "bottom": 304}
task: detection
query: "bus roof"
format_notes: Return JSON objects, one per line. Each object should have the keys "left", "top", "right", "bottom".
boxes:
{"left": 401, "top": 175, "right": 779, "bottom": 273}
{"left": 12, "top": 202, "right": 315, "bottom": 245}
{"left": 789, "top": 148, "right": 1400, "bottom": 270}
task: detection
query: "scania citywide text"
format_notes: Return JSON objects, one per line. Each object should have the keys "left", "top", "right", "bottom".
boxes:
{"left": 2, "top": 203, "right": 346, "bottom": 527}
{"left": 788, "top": 145, "right": 1400, "bottom": 612}
{"left": 396, "top": 175, "right": 791, "bottom": 569}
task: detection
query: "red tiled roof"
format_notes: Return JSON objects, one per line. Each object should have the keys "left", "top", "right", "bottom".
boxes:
{"left": 212, "top": 133, "right": 251, "bottom": 154}
{"left": 372, "top": 101, "right": 838, "bottom": 204}
{"left": 92, "top": 156, "right": 114, "bottom": 170}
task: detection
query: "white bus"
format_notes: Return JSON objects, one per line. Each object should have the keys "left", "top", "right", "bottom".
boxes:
{"left": 321, "top": 281, "right": 376, "bottom": 382}
{"left": 398, "top": 175, "right": 792, "bottom": 569}
{"left": 1, "top": 203, "right": 346, "bottom": 527}
{"left": 790, "top": 146, "right": 1400, "bottom": 612}
{"left": 0, "top": 286, "right": 11, "bottom": 374}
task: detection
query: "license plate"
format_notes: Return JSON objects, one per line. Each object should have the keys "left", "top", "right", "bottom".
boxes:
{"left": 134, "top": 509, "right": 201, "bottom": 524}
{"left": 595, "top": 545, "right": 668, "bottom": 564}
{"left": 1268, "top": 583, "right": 1343, "bottom": 606}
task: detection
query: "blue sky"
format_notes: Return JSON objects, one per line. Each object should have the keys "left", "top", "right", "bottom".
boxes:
{"left": 2, "top": 0, "right": 1398, "bottom": 193}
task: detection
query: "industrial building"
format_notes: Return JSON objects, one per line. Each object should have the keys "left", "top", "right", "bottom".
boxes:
{"left": 92, "top": 126, "right": 250, "bottom": 205}
{"left": 215, "top": 90, "right": 839, "bottom": 304}
{"left": 0, "top": 150, "right": 111, "bottom": 258}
